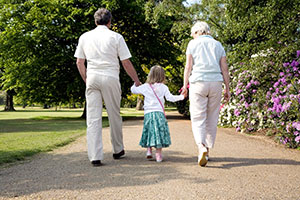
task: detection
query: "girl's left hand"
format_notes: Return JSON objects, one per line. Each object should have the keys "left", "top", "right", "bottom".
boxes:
{"left": 181, "top": 88, "right": 188, "bottom": 98}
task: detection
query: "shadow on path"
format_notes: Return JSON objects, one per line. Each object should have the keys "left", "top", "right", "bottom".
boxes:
{"left": 208, "top": 157, "right": 300, "bottom": 169}
{"left": 0, "top": 150, "right": 210, "bottom": 198}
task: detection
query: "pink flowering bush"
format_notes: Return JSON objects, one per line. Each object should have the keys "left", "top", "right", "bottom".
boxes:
{"left": 266, "top": 56, "right": 300, "bottom": 148}
{"left": 220, "top": 50, "right": 300, "bottom": 149}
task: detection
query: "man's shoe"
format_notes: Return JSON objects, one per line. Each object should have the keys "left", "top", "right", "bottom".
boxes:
{"left": 91, "top": 160, "right": 102, "bottom": 167}
{"left": 113, "top": 150, "right": 125, "bottom": 159}
{"left": 198, "top": 147, "right": 208, "bottom": 167}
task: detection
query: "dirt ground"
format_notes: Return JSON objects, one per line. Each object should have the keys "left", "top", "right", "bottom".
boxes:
{"left": 1, "top": 114, "right": 300, "bottom": 200}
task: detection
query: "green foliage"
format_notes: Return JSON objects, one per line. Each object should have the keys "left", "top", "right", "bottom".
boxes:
{"left": 0, "top": 0, "right": 194, "bottom": 110}
{"left": 0, "top": 0, "right": 94, "bottom": 106}
{"left": 222, "top": 0, "right": 300, "bottom": 65}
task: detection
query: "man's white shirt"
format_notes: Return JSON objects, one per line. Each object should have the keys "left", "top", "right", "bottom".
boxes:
{"left": 74, "top": 25, "right": 132, "bottom": 80}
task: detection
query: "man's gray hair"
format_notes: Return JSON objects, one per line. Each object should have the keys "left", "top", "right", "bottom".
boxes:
{"left": 191, "top": 21, "right": 211, "bottom": 35}
{"left": 94, "top": 8, "right": 112, "bottom": 25}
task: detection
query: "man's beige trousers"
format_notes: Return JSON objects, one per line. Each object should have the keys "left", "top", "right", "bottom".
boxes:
{"left": 189, "top": 82, "right": 222, "bottom": 149}
{"left": 86, "top": 74, "right": 123, "bottom": 161}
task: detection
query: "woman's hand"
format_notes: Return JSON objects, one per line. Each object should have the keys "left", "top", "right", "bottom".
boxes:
{"left": 181, "top": 87, "right": 188, "bottom": 98}
{"left": 223, "top": 89, "right": 231, "bottom": 102}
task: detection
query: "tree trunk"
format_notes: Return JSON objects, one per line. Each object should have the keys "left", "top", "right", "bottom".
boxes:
{"left": 81, "top": 102, "right": 86, "bottom": 119}
{"left": 4, "top": 90, "right": 15, "bottom": 111}
{"left": 136, "top": 97, "right": 144, "bottom": 110}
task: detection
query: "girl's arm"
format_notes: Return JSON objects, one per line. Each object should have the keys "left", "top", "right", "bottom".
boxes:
{"left": 130, "top": 83, "right": 145, "bottom": 95}
{"left": 164, "top": 85, "right": 184, "bottom": 102}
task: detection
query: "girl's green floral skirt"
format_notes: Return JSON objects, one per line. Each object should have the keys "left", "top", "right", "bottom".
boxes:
{"left": 140, "top": 111, "right": 171, "bottom": 148}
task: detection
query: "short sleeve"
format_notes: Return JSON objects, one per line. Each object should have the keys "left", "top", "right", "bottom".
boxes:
{"left": 219, "top": 43, "right": 226, "bottom": 57}
{"left": 186, "top": 40, "right": 193, "bottom": 55}
{"left": 118, "top": 35, "right": 132, "bottom": 61}
{"left": 74, "top": 35, "right": 86, "bottom": 59}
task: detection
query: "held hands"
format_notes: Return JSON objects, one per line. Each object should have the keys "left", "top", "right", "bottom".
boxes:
{"left": 181, "top": 88, "right": 188, "bottom": 98}
{"left": 180, "top": 84, "right": 190, "bottom": 98}
{"left": 179, "top": 86, "right": 188, "bottom": 98}
{"left": 134, "top": 81, "right": 142, "bottom": 87}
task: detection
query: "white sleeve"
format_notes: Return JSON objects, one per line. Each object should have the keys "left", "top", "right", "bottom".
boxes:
{"left": 164, "top": 85, "right": 184, "bottom": 102}
{"left": 131, "top": 84, "right": 146, "bottom": 95}
{"left": 74, "top": 35, "right": 86, "bottom": 59}
{"left": 118, "top": 35, "right": 132, "bottom": 61}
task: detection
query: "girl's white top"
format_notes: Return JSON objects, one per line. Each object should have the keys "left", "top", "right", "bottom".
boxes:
{"left": 131, "top": 83, "right": 184, "bottom": 114}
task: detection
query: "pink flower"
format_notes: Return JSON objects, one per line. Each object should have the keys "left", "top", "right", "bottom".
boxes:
{"left": 292, "top": 122, "right": 300, "bottom": 131}
{"left": 295, "top": 136, "right": 300, "bottom": 143}
{"left": 283, "top": 62, "right": 290, "bottom": 67}
{"left": 246, "top": 83, "right": 252, "bottom": 89}
{"left": 234, "top": 109, "right": 240, "bottom": 116}
{"left": 245, "top": 102, "right": 249, "bottom": 108}
{"left": 286, "top": 124, "right": 290, "bottom": 132}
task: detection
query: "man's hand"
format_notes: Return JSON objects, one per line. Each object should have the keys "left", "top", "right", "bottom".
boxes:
{"left": 135, "top": 81, "right": 142, "bottom": 87}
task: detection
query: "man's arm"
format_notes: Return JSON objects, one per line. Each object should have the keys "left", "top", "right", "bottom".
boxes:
{"left": 220, "top": 56, "right": 230, "bottom": 102}
{"left": 76, "top": 58, "right": 87, "bottom": 83}
{"left": 121, "top": 59, "right": 141, "bottom": 86}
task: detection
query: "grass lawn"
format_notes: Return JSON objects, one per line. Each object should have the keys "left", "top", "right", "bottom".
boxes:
{"left": 0, "top": 106, "right": 146, "bottom": 166}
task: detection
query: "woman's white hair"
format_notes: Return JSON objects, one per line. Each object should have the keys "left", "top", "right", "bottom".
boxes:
{"left": 191, "top": 21, "right": 211, "bottom": 36}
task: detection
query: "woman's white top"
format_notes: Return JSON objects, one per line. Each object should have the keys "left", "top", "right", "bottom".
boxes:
{"left": 131, "top": 83, "right": 184, "bottom": 114}
{"left": 186, "top": 35, "right": 226, "bottom": 83}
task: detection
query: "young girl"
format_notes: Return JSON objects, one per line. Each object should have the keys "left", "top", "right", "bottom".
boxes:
{"left": 131, "top": 65, "right": 184, "bottom": 162}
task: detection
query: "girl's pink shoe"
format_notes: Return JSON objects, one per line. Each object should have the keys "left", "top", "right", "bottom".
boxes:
{"left": 156, "top": 153, "right": 163, "bottom": 162}
{"left": 146, "top": 147, "right": 153, "bottom": 159}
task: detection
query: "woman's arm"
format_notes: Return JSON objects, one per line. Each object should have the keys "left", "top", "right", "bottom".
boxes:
{"left": 182, "top": 54, "right": 193, "bottom": 97}
{"left": 220, "top": 56, "right": 230, "bottom": 102}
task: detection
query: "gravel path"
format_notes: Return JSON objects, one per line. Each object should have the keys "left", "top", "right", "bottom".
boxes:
{"left": 1, "top": 114, "right": 300, "bottom": 200}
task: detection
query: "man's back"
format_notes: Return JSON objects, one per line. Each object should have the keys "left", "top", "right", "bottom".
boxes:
{"left": 75, "top": 25, "right": 131, "bottom": 79}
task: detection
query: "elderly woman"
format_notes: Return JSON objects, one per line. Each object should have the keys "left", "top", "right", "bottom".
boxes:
{"left": 182, "top": 21, "right": 230, "bottom": 167}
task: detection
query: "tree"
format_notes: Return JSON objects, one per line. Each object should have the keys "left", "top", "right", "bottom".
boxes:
{"left": 0, "top": 0, "right": 191, "bottom": 114}
{"left": 222, "top": 0, "right": 300, "bottom": 65}
{"left": 0, "top": 0, "right": 91, "bottom": 109}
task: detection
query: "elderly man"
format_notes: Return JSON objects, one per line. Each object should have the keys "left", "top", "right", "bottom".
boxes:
{"left": 74, "top": 8, "right": 141, "bottom": 166}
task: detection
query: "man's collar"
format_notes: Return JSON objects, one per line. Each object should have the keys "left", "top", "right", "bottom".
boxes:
{"left": 96, "top": 25, "right": 109, "bottom": 29}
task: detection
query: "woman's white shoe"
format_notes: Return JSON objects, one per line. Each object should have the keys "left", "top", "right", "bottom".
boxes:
{"left": 198, "top": 147, "right": 208, "bottom": 167}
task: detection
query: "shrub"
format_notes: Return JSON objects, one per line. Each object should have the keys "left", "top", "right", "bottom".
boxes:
{"left": 266, "top": 53, "right": 300, "bottom": 148}
{"left": 220, "top": 50, "right": 300, "bottom": 149}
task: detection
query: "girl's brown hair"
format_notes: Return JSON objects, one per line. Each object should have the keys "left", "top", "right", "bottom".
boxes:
{"left": 146, "top": 65, "right": 165, "bottom": 84}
